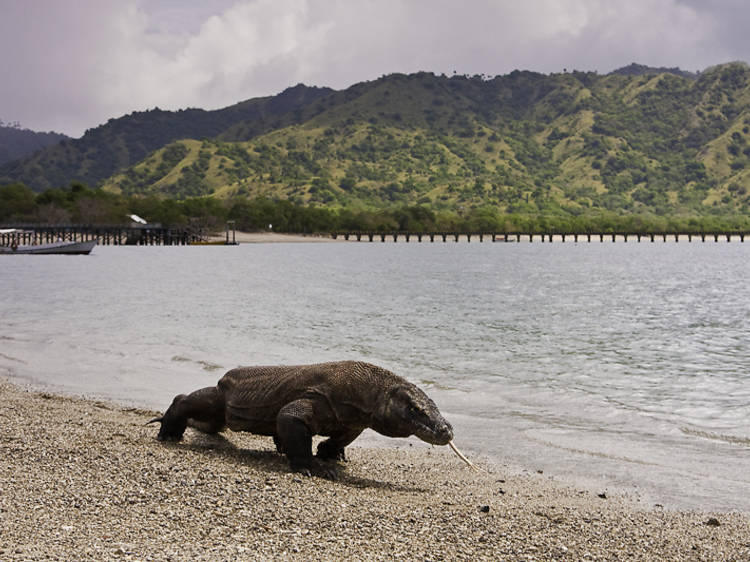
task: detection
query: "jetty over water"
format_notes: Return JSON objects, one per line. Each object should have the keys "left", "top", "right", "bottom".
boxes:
{"left": 0, "top": 225, "right": 202, "bottom": 246}
{"left": 332, "top": 231, "right": 750, "bottom": 243}
{"left": 4, "top": 226, "right": 750, "bottom": 246}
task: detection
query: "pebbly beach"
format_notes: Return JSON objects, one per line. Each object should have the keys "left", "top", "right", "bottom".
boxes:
{"left": 1, "top": 379, "right": 749, "bottom": 561}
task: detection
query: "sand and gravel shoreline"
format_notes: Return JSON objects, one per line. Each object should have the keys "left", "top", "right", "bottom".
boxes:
{"left": 2, "top": 379, "right": 749, "bottom": 561}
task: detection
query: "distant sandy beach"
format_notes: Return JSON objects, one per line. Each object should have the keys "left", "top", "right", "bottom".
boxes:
{"left": 206, "top": 231, "right": 344, "bottom": 244}
{"left": 2, "top": 379, "right": 749, "bottom": 560}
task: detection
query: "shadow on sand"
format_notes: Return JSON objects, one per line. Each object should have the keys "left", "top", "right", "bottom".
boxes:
{"left": 158, "top": 431, "right": 427, "bottom": 493}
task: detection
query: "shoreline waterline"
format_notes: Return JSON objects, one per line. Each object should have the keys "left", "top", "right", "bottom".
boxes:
{"left": 2, "top": 378, "right": 750, "bottom": 561}
{"left": 2, "top": 242, "right": 750, "bottom": 515}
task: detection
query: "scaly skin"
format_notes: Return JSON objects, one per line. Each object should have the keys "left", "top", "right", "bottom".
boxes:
{"left": 150, "top": 361, "right": 453, "bottom": 477}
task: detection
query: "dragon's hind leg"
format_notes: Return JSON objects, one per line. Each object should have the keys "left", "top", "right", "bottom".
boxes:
{"left": 149, "top": 386, "right": 226, "bottom": 442}
{"left": 316, "top": 428, "right": 363, "bottom": 461}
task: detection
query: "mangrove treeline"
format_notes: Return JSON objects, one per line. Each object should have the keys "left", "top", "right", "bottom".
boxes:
{"left": 2, "top": 182, "right": 750, "bottom": 235}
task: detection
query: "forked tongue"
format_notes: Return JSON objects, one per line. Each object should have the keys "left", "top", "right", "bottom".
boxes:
{"left": 448, "top": 440, "right": 484, "bottom": 472}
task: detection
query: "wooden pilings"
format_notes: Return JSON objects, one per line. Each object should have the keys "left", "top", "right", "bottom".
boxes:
{"left": 0, "top": 225, "right": 202, "bottom": 246}
{"left": 7, "top": 227, "right": 750, "bottom": 246}
{"left": 330, "top": 231, "right": 750, "bottom": 243}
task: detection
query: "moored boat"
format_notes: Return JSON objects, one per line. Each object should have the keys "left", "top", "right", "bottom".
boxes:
{"left": 0, "top": 239, "right": 97, "bottom": 255}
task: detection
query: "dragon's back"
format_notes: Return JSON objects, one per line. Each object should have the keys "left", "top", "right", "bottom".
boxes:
{"left": 217, "top": 361, "right": 402, "bottom": 434}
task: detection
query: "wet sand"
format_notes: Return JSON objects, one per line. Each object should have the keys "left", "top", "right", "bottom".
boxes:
{"left": 2, "top": 379, "right": 749, "bottom": 560}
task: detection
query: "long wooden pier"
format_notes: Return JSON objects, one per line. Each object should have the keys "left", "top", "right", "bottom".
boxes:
{"left": 5, "top": 226, "right": 750, "bottom": 246}
{"left": 0, "top": 225, "right": 202, "bottom": 246}
{"left": 332, "top": 231, "right": 750, "bottom": 243}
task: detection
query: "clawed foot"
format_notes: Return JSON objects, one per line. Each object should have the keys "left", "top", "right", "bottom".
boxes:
{"left": 157, "top": 433, "right": 184, "bottom": 442}
{"left": 147, "top": 415, "right": 186, "bottom": 443}
{"left": 290, "top": 459, "right": 341, "bottom": 480}
{"left": 316, "top": 441, "right": 347, "bottom": 462}
{"left": 155, "top": 424, "right": 186, "bottom": 442}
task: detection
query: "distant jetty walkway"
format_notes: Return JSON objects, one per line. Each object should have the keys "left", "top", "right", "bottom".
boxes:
{"left": 4, "top": 225, "right": 750, "bottom": 246}
{"left": 332, "top": 231, "right": 750, "bottom": 243}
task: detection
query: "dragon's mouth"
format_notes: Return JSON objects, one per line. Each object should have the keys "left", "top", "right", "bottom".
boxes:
{"left": 412, "top": 421, "right": 483, "bottom": 471}
{"left": 413, "top": 419, "right": 453, "bottom": 445}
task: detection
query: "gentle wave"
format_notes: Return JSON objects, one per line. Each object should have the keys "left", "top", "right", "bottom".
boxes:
{"left": 681, "top": 427, "right": 750, "bottom": 447}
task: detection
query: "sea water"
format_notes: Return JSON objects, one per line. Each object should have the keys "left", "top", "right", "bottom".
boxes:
{"left": 1, "top": 241, "right": 749, "bottom": 511}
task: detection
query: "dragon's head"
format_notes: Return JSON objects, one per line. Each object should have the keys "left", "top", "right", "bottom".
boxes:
{"left": 375, "top": 383, "right": 453, "bottom": 445}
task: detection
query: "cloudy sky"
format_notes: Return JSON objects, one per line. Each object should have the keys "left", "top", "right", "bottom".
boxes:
{"left": 1, "top": 0, "right": 748, "bottom": 137}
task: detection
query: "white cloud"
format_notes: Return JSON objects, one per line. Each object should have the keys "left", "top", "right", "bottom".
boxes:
{"left": 167, "top": 0, "right": 331, "bottom": 102}
{"left": 0, "top": 0, "right": 743, "bottom": 137}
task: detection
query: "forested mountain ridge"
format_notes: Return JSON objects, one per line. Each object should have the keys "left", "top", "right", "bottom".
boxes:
{"left": 0, "top": 84, "right": 332, "bottom": 191}
{"left": 4, "top": 62, "right": 750, "bottom": 219}
{"left": 0, "top": 124, "right": 68, "bottom": 166}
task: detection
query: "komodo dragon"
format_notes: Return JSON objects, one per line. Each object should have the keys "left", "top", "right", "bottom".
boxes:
{"left": 149, "top": 361, "right": 479, "bottom": 476}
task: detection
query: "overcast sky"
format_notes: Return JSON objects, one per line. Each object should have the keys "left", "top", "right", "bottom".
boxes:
{"left": 1, "top": 0, "right": 748, "bottom": 137}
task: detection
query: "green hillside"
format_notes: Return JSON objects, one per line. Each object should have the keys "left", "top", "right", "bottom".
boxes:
{"left": 4, "top": 63, "right": 750, "bottom": 221}
{"left": 100, "top": 63, "right": 750, "bottom": 217}
{"left": 0, "top": 85, "right": 332, "bottom": 190}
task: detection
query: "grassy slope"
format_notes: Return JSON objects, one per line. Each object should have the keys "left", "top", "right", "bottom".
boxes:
{"left": 0, "top": 86, "right": 333, "bottom": 191}
{"left": 96, "top": 63, "right": 750, "bottom": 216}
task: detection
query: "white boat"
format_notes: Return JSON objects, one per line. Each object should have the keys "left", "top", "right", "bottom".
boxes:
{"left": 0, "top": 239, "right": 97, "bottom": 255}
